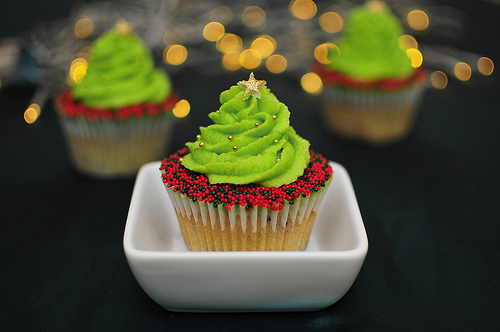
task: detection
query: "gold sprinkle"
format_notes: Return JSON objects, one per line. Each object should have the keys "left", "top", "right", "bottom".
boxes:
{"left": 216, "top": 110, "right": 220, "bottom": 113}
{"left": 196, "top": 134, "right": 201, "bottom": 140}
{"left": 199, "top": 141, "right": 205, "bottom": 148}
{"left": 115, "top": 18, "right": 133, "bottom": 36}
{"left": 274, "top": 139, "right": 279, "bottom": 144}
{"left": 237, "top": 72, "right": 266, "bottom": 100}
{"left": 272, "top": 114, "right": 277, "bottom": 119}
{"left": 254, "top": 122, "right": 259, "bottom": 127}
{"left": 179, "top": 157, "right": 183, "bottom": 162}
{"left": 228, "top": 135, "right": 233, "bottom": 140}
{"left": 232, "top": 145, "right": 238, "bottom": 151}
{"left": 276, "top": 158, "right": 281, "bottom": 162}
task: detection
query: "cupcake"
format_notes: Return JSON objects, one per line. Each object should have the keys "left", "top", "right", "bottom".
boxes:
{"left": 315, "top": 1, "right": 427, "bottom": 144}
{"left": 55, "top": 20, "right": 179, "bottom": 178}
{"left": 160, "top": 73, "right": 333, "bottom": 251}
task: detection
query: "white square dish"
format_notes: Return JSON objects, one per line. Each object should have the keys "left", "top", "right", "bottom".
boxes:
{"left": 123, "top": 161, "right": 368, "bottom": 312}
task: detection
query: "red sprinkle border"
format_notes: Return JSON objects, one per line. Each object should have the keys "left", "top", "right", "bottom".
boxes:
{"left": 314, "top": 62, "right": 427, "bottom": 91}
{"left": 160, "top": 148, "right": 333, "bottom": 212}
{"left": 55, "top": 88, "right": 179, "bottom": 121}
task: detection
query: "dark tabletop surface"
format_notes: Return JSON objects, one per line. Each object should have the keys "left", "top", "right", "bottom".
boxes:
{"left": 2, "top": 1, "right": 500, "bottom": 331}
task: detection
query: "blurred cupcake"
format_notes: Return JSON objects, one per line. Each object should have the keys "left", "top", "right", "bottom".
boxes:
{"left": 315, "top": 1, "right": 427, "bottom": 144}
{"left": 160, "top": 73, "right": 333, "bottom": 251}
{"left": 55, "top": 20, "right": 179, "bottom": 178}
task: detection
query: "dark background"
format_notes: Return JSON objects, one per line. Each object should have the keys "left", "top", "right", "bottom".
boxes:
{"left": 1, "top": 0, "right": 500, "bottom": 330}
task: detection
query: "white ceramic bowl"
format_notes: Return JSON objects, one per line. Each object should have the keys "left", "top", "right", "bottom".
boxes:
{"left": 123, "top": 161, "right": 368, "bottom": 312}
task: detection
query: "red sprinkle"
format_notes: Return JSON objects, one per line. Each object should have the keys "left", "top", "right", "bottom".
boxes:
{"left": 160, "top": 148, "right": 333, "bottom": 212}
{"left": 55, "top": 88, "right": 179, "bottom": 121}
{"left": 313, "top": 62, "right": 426, "bottom": 91}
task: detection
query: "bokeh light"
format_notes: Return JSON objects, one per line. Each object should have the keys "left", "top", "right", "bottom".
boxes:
{"left": 216, "top": 33, "right": 243, "bottom": 53}
{"left": 24, "top": 103, "right": 41, "bottom": 124}
{"left": 239, "top": 49, "right": 261, "bottom": 69}
{"left": 289, "top": 0, "right": 317, "bottom": 20}
{"left": 203, "top": 22, "right": 225, "bottom": 42}
{"left": 406, "top": 48, "right": 423, "bottom": 68}
{"left": 163, "top": 44, "right": 188, "bottom": 65}
{"left": 398, "top": 35, "right": 418, "bottom": 51}
{"left": 314, "top": 43, "right": 337, "bottom": 65}
{"left": 430, "top": 71, "right": 448, "bottom": 89}
{"left": 266, "top": 54, "right": 287, "bottom": 74}
{"left": 251, "top": 36, "right": 275, "bottom": 58}
{"left": 407, "top": 9, "right": 429, "bottom": 31}
{"left": 69, "top": 58, "right": 88, "bottom": 83}
{"left": 454, "top": 62, "right": 472, "bottom": 81}
{"left": 74, "top": 17, "right": 94, "bottom": 39}
{"left": 210, "top": 6, "right": 234, "bottom": 25}
{"left": 301, "top": 72, "right": 323, "bottom": 95}
{"left": 222, "top": 51, "right": 242, "bottom": 71}
{"left": 319, "top": 12, "right": 343, "bottom": 33}
{"left": 477, "top": 57, "right": 494, "bottom": 76}
{"left": 173, "top": 99, "right": 190, "bottom": 118}
{"left": 241, "top": 6, "right": 266, "bottom": 28}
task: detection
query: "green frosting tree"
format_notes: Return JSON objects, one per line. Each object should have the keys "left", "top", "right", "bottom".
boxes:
{"left": 72, "top": 20, "right": 171, "bottom": 108}
{"left": 327, "top": 1, "right": 413, "bottom": 80}
{"left": 182, "top": 73, "right": 310, "bottom": 188}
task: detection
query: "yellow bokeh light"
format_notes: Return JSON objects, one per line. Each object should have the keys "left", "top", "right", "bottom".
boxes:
{"left": 203, "top": 22, "right": 225, "bottom": 42}
{"left": 430, "top": 71, "right": 448, "bottom": 89}
{"left": 314, "top": 43, "right": 337, "bottom": 65}
{"left": 251, "top": 37, "right": 275, "bottom": 58}
{"left": 289, "top": 0, "right": 317, "bottom": 20}
{"left": 173, "top": 99, "right": 190, "bottom": 118}
{"left": 399, "top": 35, "right": 418, "bottom": 51}
{"left": 210, "top": 6, "right": 234, "bottom": 25}
{"left": 69, "top": 58, "right": 88, "bottom": 83}
{"left": 164, "top": 44, "right": 188, "bottom": 65}
{"left": 406, "top": 48, "right": 423, "bottom": 68}
{"left": 216, "top": 33, "right": 243, "bottom": 54}
{"left": 74, "top": 17, "right": 94, "bottom": 39}
{"left": 301, "top": 72, "right": 323, "bottom": 95}
{"left": 319, "top": 12, "right": 343, "bottom": 33}
{"left": 454, "top": 62, "right": 472, "bottom": 81}
{"left": 241, "top": 6, "right": 266, "bottom": 28}
{"left": 477, "top": 57, "right": 494, "bottom": 76}
{"left": 222, "top": 51, "right": 242, "bottom": 71}
{"left": 266, "top": 54, "right": 287, "bottom": 74}
{"left": 239, "top": 49, "right": 261, "bottom": 69}
{"left": 407, "top": 9, "right": 429, "bottom": 31}
{"left": 24, "top": 103, "right": 41, "bottom": 124}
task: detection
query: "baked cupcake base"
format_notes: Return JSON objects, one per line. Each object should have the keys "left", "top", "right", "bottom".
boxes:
{"left": 166, "top": 185, "right": 328, "bottom": 251}
{"left": 322, "top": 84, "right": 426, "bottom": 144}
{"left": 161, "top": 149, "right": 333, "bottom": 251}
{"left": 58, "top": 115, "right": 174, "bottom": 178}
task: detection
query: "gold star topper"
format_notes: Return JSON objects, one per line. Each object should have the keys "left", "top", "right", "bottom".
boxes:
{"left": 237, "top": 72, "right": 266, "bottom": 100}
{"left": 115, "top": 18, "right": 133, "bottom": 36}
{"left": 366, "top": 0, "right": 387, "bottom": 12}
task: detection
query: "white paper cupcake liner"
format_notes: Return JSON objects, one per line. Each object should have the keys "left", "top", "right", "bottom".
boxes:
{"left": 164, "top": 178, "right": 331, "bottom": 251}
{"left": 57, "top": 113, "right": 174, "bottom": 178}
{"left": 322, "top": 83, "right": 427, "bottom": 143}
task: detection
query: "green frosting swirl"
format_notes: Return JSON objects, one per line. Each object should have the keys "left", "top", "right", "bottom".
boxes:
{"left": 327, "top": 3, "right": 413, "bottom": 80}
{"left": 181, "top": 82, "right": 310, "bottom": 188}
{"left": 72, "top": 28, "right": 171, "bottom": 108}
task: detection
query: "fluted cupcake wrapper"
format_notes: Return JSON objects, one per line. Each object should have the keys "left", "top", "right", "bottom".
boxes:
{"left": 57, "top": 113, "right": 174, "bottom": 178}
{"left": 164, "top": 180, "right": 331, "bottom": 251}
{"left": 322, "top": 83, "right": 427, "bottom": 144}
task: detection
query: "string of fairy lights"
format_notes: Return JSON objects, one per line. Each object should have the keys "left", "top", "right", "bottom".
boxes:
{"left": 4, "top": 0, "right": 495, "bottom": 124}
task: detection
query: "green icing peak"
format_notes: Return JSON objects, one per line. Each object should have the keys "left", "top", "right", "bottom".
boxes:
{"left": 327, "top": 2, "right": 413, "bottom": 80}
{"left": 72, "top": 24, "right": 171, "bottom": 108}
{"left": 182, "top": 74, "right": 310, "bottom": 187}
